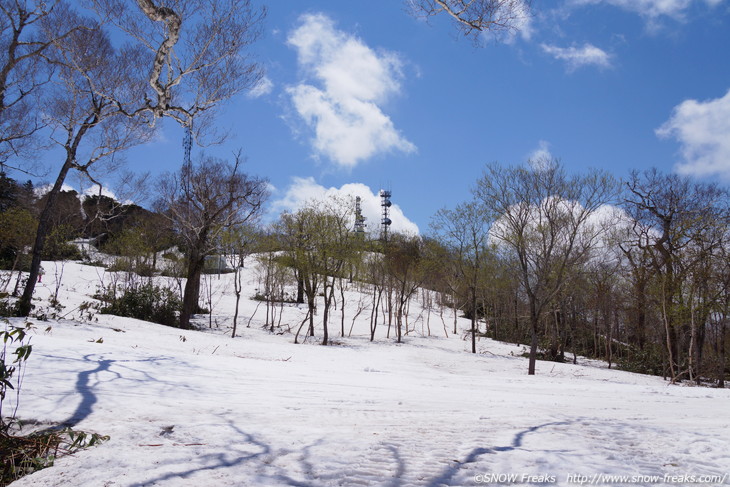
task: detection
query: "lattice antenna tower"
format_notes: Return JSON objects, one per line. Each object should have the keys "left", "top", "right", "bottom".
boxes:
{"left": 354, "top": 196, "right": 366, "bottom": 234}
{"left": 183, "top": 120, "right": 193, "bottom": 168}
{"left": 380, "top": 189, "right": 392, "bottom": 242}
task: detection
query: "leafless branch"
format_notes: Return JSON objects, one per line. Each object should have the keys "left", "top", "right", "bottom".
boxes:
{"left": 407, "top": 0, "right": 532, "bottom": 44}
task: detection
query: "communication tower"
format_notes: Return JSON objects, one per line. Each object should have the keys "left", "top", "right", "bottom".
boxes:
{"left": 354, "top": 196, "right": 366, "bottom": 234}
{"left": 183, "top": 120, "right": 193, "bottom": 167}
{"left": 380, "top": 189, "right": 392, "bottom": 242}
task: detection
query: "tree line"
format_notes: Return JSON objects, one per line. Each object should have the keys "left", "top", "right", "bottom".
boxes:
{"left": 2, "top": 156, "right": 729, "bottom": 386}
{"left": 431, "top": 160, "right": 729, "bottom": 385}
{"left": 261, "top": 160, "right": 729, "bottom": 386}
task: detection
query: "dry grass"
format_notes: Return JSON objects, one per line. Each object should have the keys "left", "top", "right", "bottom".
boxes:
{"left": 0, "top": 427, "right": 108, "bottom": 486}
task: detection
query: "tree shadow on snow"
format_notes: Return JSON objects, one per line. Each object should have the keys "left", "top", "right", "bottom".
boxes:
{"left": 268, "top": 438, "right": 322, "bottom": 487}
{"left": 52, "top": 354, "right": 194, "bottom": 428}
{"left": 267, "top": 438, "right": 406, "bottom": 487}
{"left": 128, "top": 419, "right": 274, "bottom": 487}
{"left": 119, "top": 421, "right": 571, "bottom": 486}
{"left": 426, "top": 421, "right": 571, "bottom": 487}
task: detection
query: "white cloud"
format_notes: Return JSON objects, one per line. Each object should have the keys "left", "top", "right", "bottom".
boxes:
{"left": 248, "top": 76, "right": 274, "bottom": 98}
{"left": 656, "top": 88, "right": 730, "bottom": 178}
{"left": 270, "top": 177, "right": 420, "bottom": 235}
{"left": 528, "top": 140, "right": 554, "bottom": 166}
{"left": 83, "top": 185, "right": 118, "bottom": 200}
{"left": 286, "top": 13, "right": 416, "bottom": 168}
{"left": 568, "top": 0, "right": 723, "bottom": 21}
{"left": 501, "top": 0, "right": 534, "bottom": 44}
{"left": 540, "top": 43, "right": 612, "bottom": 70}
{"left": 34, "top": 183, "right": 76, "bottom": 198}
{"left": 34, "top": 184, "right": 119, "bottom": 202}
{"left": 490, "top": 197, "right": 629, "bottom": 266}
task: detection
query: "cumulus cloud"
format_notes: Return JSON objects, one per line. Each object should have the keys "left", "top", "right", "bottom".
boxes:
{"left": 286, "top": 13, "right": 416, "bottom": 168}
{"left": 83, "top": 185, "right": 118, "bottom": 200}
{"left": 490, "top": 197, "right": 630, "bottom": 265}
{"left": 657, "top": 88, "right": 730, "bottom": 179}
{"left": 540, "top": 43, "right": 612, "bottom": 70}
{"left": 568, "top": 0, "right": 723, "bottom": 21}
{"left": 270, "top": 177, "right": 419, "bottom": 235}
{"left": 35, "top": 183, "right": 114, "bottom": 196}
{"left": 34, "top": 184, "right": 119, "bottom": 201}
{"left": 528, "top": 140, "right": 554, "bottom": 167}
{"left": 34, "top": 183, "right": 76, "bottom": 198}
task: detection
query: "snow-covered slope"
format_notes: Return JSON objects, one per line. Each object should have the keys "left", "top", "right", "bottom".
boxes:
{"left": 5, "top": 261, "right": 730, "bottom": 486}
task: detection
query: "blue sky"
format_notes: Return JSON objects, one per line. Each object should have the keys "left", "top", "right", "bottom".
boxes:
{"left": 114, "top": 0, "right": 730, "bottom": 234}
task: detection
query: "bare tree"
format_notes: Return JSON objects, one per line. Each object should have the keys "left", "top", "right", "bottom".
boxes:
{"left": 424, "top": 236, "right": 463, "bottom": 335}
{"left": 0, "top": 0, "right": 81, "bottom": 165}
{"left": 475, "top": 158, "right": 617, "bottom": 375}
{"left": 431, "top": 200, "right": 490, "bottom": 353}
{"left": 584, "top": 258, "right": 622, "bottom": 368}
{"left": 712, "top": 248, "right": 730, "bottom": 388}
{"left": 222, "top": 223, "right": 258, "bottom": 338}
{"left": 385, "top": 233, "right": 431, "bottom": 344}
{"left": 407, "top": 0, "right": 532, "bottom": 43}
{"left": 15, "top": 1, "right": 266, "bottom": 316}
{"left": 279, "top": 197, "right": 359, "bottom": 345}
{"left": 279, "top": 210, "right": 318, "bottom": 342}
{"left": 90, "top": 0, "right": 265, "bottom": 132}
{"left": 255, "top": 244, "right": 291, "bottom": 333}
{"left": 623, "top": 169, "right": 729, "bottom": 383}
{"left": 17, "top": 11, "right": 152, "bottom": 315}
{"left": 365, "top": 252, "right": 387, "bottom": 341}
{"left": 315, "top": 198, "right": 359, "bottom": 345}
{"left": 618, "top": 234, "right": 653, "bottom": 356}
{"left": 157, "top": 154, "right": 267, "bottom": 329}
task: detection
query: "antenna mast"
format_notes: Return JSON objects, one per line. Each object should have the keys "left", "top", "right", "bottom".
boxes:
{"left": 380, "top": 189, "right": 392, "bottom": 242}
{"left": 183, "top": 120, "right": 193, "bottom": 167}
{"left": 354, "top": 196, "right": 366, "bottom": 234}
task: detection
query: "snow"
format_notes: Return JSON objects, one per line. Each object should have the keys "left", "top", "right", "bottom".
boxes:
{"left": 4, "top": 260, "right": 730, "bottom": 486}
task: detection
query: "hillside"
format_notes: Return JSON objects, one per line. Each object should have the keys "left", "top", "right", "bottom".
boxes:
{"left": 4, "top": 260, "right": 730, "bottom": 487}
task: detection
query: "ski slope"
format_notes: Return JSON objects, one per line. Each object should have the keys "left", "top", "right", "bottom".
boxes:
{"left": 5, "top": 260, "right": 730, "bottom": 486}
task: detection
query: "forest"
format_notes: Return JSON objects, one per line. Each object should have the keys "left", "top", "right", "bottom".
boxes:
{"left": 2, "top": 159, "right": 729, "bottom": 388}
